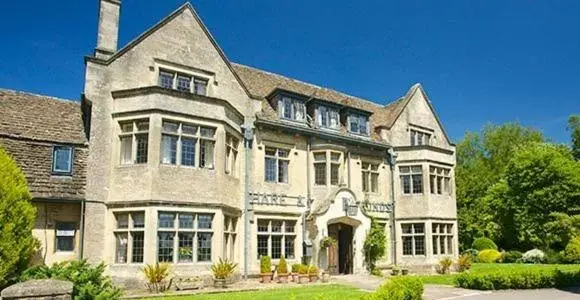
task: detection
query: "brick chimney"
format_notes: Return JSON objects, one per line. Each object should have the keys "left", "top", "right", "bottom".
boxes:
{"left": 95, "top": 0, "right": 121, "bottom": 60}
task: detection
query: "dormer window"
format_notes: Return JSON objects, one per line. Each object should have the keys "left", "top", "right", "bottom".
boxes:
{"left": 316, "top": 105, "right": 339, "bottom": 129}
{"left": 158, "top": 69, "right": 208, "bottom": 96}
{"left": 348, "top": 114, "right": 369, "bottom": 136}
{"left": 278, "top": 96, "right": 305, "bottom": 122}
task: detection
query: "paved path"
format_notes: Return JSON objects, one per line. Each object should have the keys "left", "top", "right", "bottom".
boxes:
{"left": 332, "top": 275, "right": 580, "bottom": 300}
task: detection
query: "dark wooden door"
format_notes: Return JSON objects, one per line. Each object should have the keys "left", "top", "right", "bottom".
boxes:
{"left": 327, "top": 224, "right": 339, "bottom": 274}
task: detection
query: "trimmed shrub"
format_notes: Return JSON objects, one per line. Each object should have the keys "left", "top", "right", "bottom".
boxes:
{"left": 291, "top": 263, "right": 301, "bottom": 273}
{"left": 362, "top": 276, "right": 423, "bottom": 300}
{"left": 521, "top": 249, "right": 546, "bottom": 264}
{"left": 277, "top": 256, "right": 288, "bottom": 274}
{"left": 260, "top": 256, "right": 271, "bottom": 274}
{"left": 0, "top": 147, "right": 37, "bottom": 288}
{"left": 20, "top": 260, "right": 122, "bottom": 299}
{"left": 456, "top": 269, "right": 580, "bottom": 290}
{"left": 478, "top": 249, "right": 502, "bottom": 263}
{"left": 472, "top": 237, "right": 498, "bottom": 251}
{"left": 462, "top": 249, "right": 479, "bottom": 262}
{"left": 458, "top": 254, "right": 473, "bottom": 272}
{"left": 502, "top": 251, "right": 523, "bottom": 263}
{"left": 564, "top": 237, "right": 580, "bottom": 263}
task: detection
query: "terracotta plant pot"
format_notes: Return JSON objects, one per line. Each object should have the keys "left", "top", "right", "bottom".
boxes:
{"left": 293, "top": 273, "right": 299, "bottom": 282}
{"left": 321, "top": 273, "right": 330, "bottom": 283}
{"left": 213, "top": 279, "right": 226, "bottom": 288}
{"left": 299, "top": 275, "right": 309, "bottom": 284}
{"left": 278, "top": 274, "right": 289, "bottom": 283}
{"left": 309, "top": 275, "right": 318, "bottom": 283}
{"left": 261, "top": 273, "right": 272, "bottom": 283}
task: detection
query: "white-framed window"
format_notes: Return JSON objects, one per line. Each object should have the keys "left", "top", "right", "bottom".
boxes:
{"left": 157, "top": 212, "right": 213, "bottom": 263}
{"left": 257, "top": 219, "right": 296, "bottom": 259}
{"left": 223, "top": 216, "right": 238, "bottom": 261}
{"left": 316, "top": 105, "right": 340, "bottom": 129}
{"left": 432, "top": 223, "right": 454, "bottom": 255}
{"left": 278, "top": 96, "right": 306, "bottom": 122}
{"left": 402, "top": 223, "right": 425, "bottom": 256}
{"left": 410, "top": 129, "right": 431, "bottom": 146}
{"left": 400, "top": 166, "right": 423, "bottom": 195}
{"left": 362, "top": 162, "right": 379, "bottom": 193}
{"left": 161, "top": 120, "right": 215, "bottom": 169}
{"left": 52, "top": 146, "right": 73, "bottom": 175}
{"left": 119, "top": 119, "right": 149, "bottom": 165}
{"left": 348, "top": 113, "right": 369, "bottom": 135}
{"left": 55, "top": 222, "right": 76, "bottom": 252}
{"left": 313, "top": 151, "right": 342, "bottom": 186}
{"left": 225, "top": 134, "right": 239, "bottom": 176}
{"left": 264, "top": 147, "right": 289, "bottom": 183}
{"left": 114, "top": 212, "right": 145, "bottom": 263}
{"left": 158, "top": 70, "right": 209, "bottom": 96}
{"left": 430, "top": 166, "right": 451, "bottom": 195}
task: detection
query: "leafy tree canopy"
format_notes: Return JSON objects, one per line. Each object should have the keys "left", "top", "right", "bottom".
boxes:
{"left": 569, "top": 115, "right": 580, "bottom": 160}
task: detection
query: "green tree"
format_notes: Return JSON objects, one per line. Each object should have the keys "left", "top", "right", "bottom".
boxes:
{"left": 543, "top": 212, "right": 580, "bottom": 251}
{"left": 495, "top": 143, "right": 580, "bottom": 249}
{"left": 456, "top": 123, "right": 544, "bottom": 249}
{"left": 569, "top": 115, "right": 580, "bottom": 160}
{"left": 364, "top": 219, "right": 387, "bottom": 272}
{"left": 0, "top": 146, "right": 37, "bottom": 288}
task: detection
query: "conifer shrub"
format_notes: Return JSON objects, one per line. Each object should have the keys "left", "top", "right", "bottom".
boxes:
{"left": 0, "top": 147, "right": 37, "bottom": 288}
{"left": 472, "top": 237, "right": 498, "bottom": 251}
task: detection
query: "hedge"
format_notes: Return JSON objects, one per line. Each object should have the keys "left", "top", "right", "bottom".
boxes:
{"left": 362, "top": 276, "right": 423, "bottom": 300}
{"left": 455, "top": 269, "right": 580, "bottom": 290}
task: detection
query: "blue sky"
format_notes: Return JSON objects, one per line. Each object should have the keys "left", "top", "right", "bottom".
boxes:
{"left": 0, "top": 1, "right": 578, "bottom": 143}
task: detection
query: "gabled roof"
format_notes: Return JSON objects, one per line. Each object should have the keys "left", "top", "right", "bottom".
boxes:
{"left": 85, "top": 2, "right": 254, "bottom": 100}
{"left": 0, "top": 89, "right": 87, "bottom": 145}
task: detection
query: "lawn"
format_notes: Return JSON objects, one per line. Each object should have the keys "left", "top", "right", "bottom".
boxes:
{"left": 416, "top": 263, "right": 580, "bottom": 285}
{"left": 140, "top": 284, "right": 366, "bottom": 300}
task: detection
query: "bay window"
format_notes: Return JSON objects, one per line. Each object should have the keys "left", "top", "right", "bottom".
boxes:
{"left": 432, "top": 223, "right": 454, "bottom": 255}
{"left": 400, "top": 166, "right": 423, "bottom": 194}
{"left": 225, "top": 134, "right": 239, "bottom": 176}
{"left": 402, "top": 223, "right": 425, "bottom": 256}
{"left": 157, "top": 212, "right": 213, "bottom": 263}
{"left": 119, "top": 119, "right": 149, "bottom": 165}
{"left": 114, "top": 212, "right": 145, "bottom": 263}
{"left": 160, "top": 120, "right": 215, "bottom": 169}
{"left": 430, "top": 166, "right": 451, "bottom": 195}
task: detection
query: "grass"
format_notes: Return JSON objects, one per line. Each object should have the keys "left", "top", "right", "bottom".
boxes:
{"left": 416, "top": 263, "right": 580, "bottom": 286}
{"left": 140, "top": 284, "right": 366, "bottom": 300}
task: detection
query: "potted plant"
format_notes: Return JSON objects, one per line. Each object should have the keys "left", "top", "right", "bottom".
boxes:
{"left": 391, "top": 265, "right": 400, "bottom": 276}
{"left": 291, "top": 264, "right": 301, "bottom": 282}
{"left": 319, "top": 236, "right": 337, "bottom": 250}
{"left": 401, "top": 268, "right": 409, "bottom": 275}
{"left": 298, "top": 265, "right": 309, "bottom": 284}
{"left": 277, "top": 256, "right": 289, "bottom": 283}
{"left": 260, "top": 256, "right": 272, "bottom": 283}
{"left": 211, "top": 258, "right": 237, "bottom": 288}
{"left": 308, "top": 265, "right": 318, "bottom": 283}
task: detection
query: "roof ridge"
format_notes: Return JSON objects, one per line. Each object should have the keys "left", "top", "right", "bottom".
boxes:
{"left": 0, "top": 88, "right": 79, "bottom": 105}
{"left": 232, "top": 62, "right": 384, "bottom": 108}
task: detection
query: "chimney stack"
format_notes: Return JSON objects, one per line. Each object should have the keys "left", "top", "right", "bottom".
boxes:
{"left": 95, "top": 0, "right": 121, "bottom": 60}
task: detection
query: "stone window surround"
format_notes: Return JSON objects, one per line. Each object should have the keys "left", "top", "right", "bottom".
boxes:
{"left": 313, "top": 150, "right": 343, "bottom": 186}
{"left": 361, "top": 161, "right": 380, "bottom": 194}
{"left": 347, "top": 113, "right": 369, "bottom": 136}
{"left": 430, "top": 165, "right": 452, "bottom": 195}
{"left": 113, "top": 211, "right": 145, "bottom": 264}
{"left": 156, "top": 211, "right": 215, "bottom": 264}
{"left": 160, "top": 119, "right": 217, "bottom": 169}
{"left": 55, "top": 222, "right": 76, "bottom": 253}
{"left": 399, "top": 165, "right": 424, "bottom": 195}
{"left": 315, "top": 104, "right": 340, "bottom": 130}
{"left": 401, "top": 222, "right": 426, "bottom": 257}
{"left": 264, "top": 146, "right": 290, "bottom": 184}
{"left": 118, "top": 118, "right": 150, "bottom": 165}
{"left": 432, "top": 223, "right": 454, "bottom": 256}
{"left": 223, "top": 215, "right": 238, "bottom": 261}
{"left": 277, "top": 95, "right": 306, "bottom": 123}
{"left": 224, "top": 132, "right": 240, "bottom": 177}
{"left": 256, "top": 218, "right": 297, "bottom": 260}
{"left": 154, "top": 59, "right": 213, "bottom": 97}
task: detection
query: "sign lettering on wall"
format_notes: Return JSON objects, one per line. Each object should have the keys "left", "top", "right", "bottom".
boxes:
{"left": 249, "top": 192, "right": 305, "bottom": 207}
{"left": 362, "top": 202, "right": 393, "bottom": 213}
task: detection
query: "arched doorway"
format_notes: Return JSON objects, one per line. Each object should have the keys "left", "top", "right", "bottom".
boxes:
{"left": 327, "top": 217, "right": 359, "bottom": 275}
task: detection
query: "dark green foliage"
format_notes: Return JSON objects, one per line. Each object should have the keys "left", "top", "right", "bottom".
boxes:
{"left": 0, "top": 147, "right": 37, "bottom": 288}
{"left": 544, "top": 212, "right": 580, "bottom": 251}
{"left": 363, "top": 219, "right": 387, "bottom": 272}
{"left": 544, "top": 249, "right": 565, "bottom": 264}
{"left": 569, "top": 115, "right": 580, "bottom": 160}
{"left": 362, "top": 276, "right": 423, "bottom": 300}
{"left": 502, "top": 251, "right": 522, "bottom": 263}
{"left": 564, "top": 237, "right": 580, "bottom": 263}
{"left": 462, "top": 249, "right": 479, "bottom": 262}
{"left": 20, "top": 260, "right": 122, "bottom": 300}
{"left": 455, "top": 269, "right": 580, "bottom": 290}
{"left": 472, "top": 237, "right": 498, "bottom": 251}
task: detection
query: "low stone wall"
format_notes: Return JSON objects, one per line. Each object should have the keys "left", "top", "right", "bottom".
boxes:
{"left": 1, "top": 279, "right": 73, "bottom": 300}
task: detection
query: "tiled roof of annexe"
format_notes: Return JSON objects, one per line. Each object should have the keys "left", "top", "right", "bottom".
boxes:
{"left": 0, "top": 89, "right": 87, "bottom": 145}
{"left": 232, "top": 63, "right": 412, "bottom": 142}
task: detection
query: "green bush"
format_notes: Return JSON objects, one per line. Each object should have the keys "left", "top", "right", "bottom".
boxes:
{"left": 462, "top": 249, "right": 479, "bottom": 262}
{"left": 20, "top": 260, "right": 122, "bottom": 299}
{"left": 544, "top": 249, "right": 565, "bottom": 264}
{"left": 455, "top": 269, "right": 580, "bottom": 290}
{"left": 291, "top": 263, "right": 301, "bottom": 273}
{"left": 260, "top": 256, "right": 271, "bottom": 274}
{"left": 472, "top": 237, "right": 498, "bottom": 251}
{"left": 364, "top": 219, "right": 387, "bottom": 272}
{"left": 502, "top": 251, "right": 523, "bottom": 263}
{"left": 277, "top": 256, "right": 288, "bottom": 274}
{"left": 521, "top": 249, "right": 545, "bottom": 264}
{"left": 564, "top": 237, "right": 580, "bottom": 263}
{"left": 458, "top": 254, "right": 472, "bottom": 272}
{"left": 362, "top": 276, "right": 423, "bottom": 300}
{"left": 478, "top": 249, "right": 502, "bottom": 263}
{"left": 0, "top": 147, "right": 37, "bottom": 288}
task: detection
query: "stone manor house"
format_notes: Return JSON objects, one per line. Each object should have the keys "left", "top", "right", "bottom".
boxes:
{"left": 0, "top": 1, "right": 457, "bottom": 284}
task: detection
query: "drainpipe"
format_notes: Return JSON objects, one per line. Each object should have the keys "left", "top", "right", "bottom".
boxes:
{"left": 347, "top": 152, "right": 352, "bottom": 188}
{"left": 79, "top": 199, "right": 86, "bottom": 259}
{"left": 303, "top": 137, "right": 312, "bottom": 264}
{"left": 242, "top": 123, "right": 254, "bottom": 279}
{"left": 387, "top": 148, "right": 398, "bottom": 266}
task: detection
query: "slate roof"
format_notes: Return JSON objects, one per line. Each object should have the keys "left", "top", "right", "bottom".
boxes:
{"left": 232, "top": 63, "right": 413, "bottom": 143}
{"left": 0, "top": 89, "right": 87, "bottom": 145}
